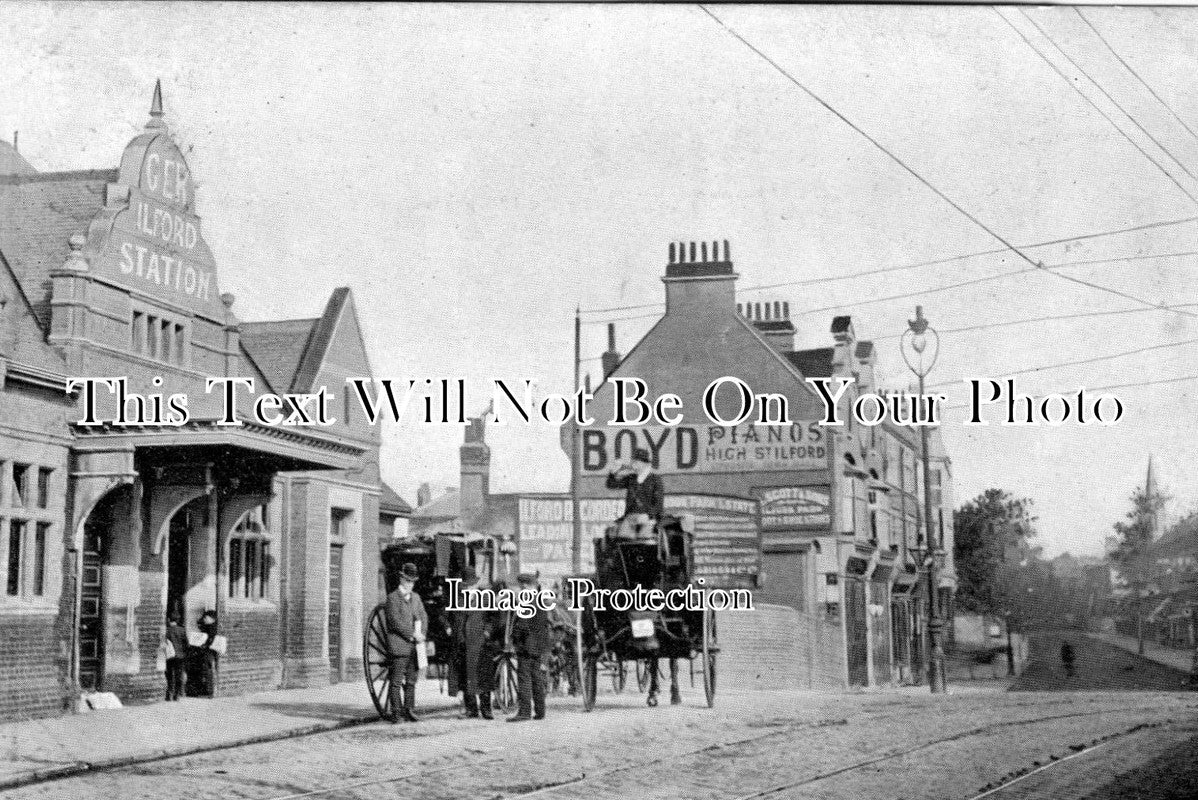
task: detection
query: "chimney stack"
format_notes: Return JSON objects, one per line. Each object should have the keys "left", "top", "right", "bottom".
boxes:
{"left": 830, "top": 316, "right": 856, "bottom": 377}
{"left": 416, "top": 482, "right": 432, "bottom": 508}
{"left": 601, "top": 322, "right": 621, "bottom": 379}
{"left": 663, "top": 239, "right": 737, "bottom": 316}
{"left": 460, "top": 414, "right": 491, "bottom": 530}
{"left": 742, "top": 297, "right": 796, "bottom": 353}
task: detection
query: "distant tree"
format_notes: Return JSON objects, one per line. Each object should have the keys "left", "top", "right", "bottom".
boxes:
{"left": 953, "top": 489, "right": 1038, "bottom": 617}
{"left": 1108, "top": 487, "right": 1167, "bottom": 654}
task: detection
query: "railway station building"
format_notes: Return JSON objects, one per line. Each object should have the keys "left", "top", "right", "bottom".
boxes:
{"left": 0, "top": 85, "right": 387, "bottom": 720}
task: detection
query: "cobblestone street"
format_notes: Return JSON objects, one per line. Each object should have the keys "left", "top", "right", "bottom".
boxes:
{"left": 6, "top": 643, "right": 1198, "bottom": 800}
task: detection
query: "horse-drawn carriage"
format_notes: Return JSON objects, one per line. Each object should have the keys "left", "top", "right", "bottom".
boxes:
{"left": 362, "top": 530, "right": 519, "bottom": 719}
{"left": 573, "top": 513, "right": 718, "bottom": 710}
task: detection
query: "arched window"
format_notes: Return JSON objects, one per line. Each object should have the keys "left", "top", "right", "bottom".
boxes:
{"left": 229, "top": 504, "right": 272, "bottom": 601}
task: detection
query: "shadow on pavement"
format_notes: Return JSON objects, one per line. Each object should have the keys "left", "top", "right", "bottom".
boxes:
{"left": 1010, "top": 631, "right": 1192, "bottom": 692}
{"left": 246, "top": 701, "right": 376, "bottom": 721}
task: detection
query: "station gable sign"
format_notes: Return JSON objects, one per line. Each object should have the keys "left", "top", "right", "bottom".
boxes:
{"left": 89, "top": 134, "right": 223, "bottom": 316}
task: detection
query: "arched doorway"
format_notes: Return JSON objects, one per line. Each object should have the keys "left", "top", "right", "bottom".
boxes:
{"left": 78, "top": 484, "right": 134, "bottom": 692}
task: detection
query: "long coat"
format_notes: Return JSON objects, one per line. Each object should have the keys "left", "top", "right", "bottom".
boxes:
{"left": 384, "top": 588, "right": 429, "bottom": 656}
{"left": 449, "top": 604, "right": 499, "bottom": 695}
{"left": 512, "top": 603, "right": 553, "bottom": 659}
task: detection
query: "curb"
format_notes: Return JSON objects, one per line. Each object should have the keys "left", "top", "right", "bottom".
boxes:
{"left": 0, "top": 712, "right": 379, "bottom": 791}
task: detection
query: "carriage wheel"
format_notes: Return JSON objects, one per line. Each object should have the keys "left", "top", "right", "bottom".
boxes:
{"left": 635, "top": 659, "right": 651, "bottom": 693}
{"left": 582, "top": 654, "right": 599, "bottom": 711}
{"left": 610, "top": 659, "right": 628, "bottom": 694}
{"left": 363, "top": 605, "right": 392, "bottom": 720}
{"left": 702, "top": 604, "right": 717, "bottom": 708}
{"left": 494, "top": 652, "right": 519, "bottom": 713}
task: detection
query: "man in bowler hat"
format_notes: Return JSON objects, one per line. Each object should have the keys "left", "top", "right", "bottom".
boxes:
{"left": 385, "top": 562, "right": 428, "bottom": 722}
{"left": 450, "top": 565, "right": 498, "bottom": 719}
{"left": 508, "top": 572, "right": 551, "bottom": 722}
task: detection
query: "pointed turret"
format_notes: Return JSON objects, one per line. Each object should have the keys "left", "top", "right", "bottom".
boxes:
{"left": 146, "top": 79, "right": 166, "bottom": 130}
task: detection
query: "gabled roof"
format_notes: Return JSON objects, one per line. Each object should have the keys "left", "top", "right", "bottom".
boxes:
{"left": 785, "top": 346, "right": 834, "bottom": 379}
{"left": 379, "top": 481, "right": 413, "bottom": 517}
{"left": 0, "top": 170, "right": 116, "bottom": 331}
{"left": 411, "top": 488, "right": 460, "bottom": 521}
{"left": 1153, "top": 515, "right": 1198, "bottom": 559}
{"left": 290, "top": 286, "right": 350, "bottom": 394}
{"left": 239, "top": 317, "right": 319, "bottom": 395}
{"left": 0, "top": 140, "right": 36, "bottom": 176}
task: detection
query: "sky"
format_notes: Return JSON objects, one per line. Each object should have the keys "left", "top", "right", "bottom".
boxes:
{"left": 3, "top": 3, "right": 1197, "bottom": 557}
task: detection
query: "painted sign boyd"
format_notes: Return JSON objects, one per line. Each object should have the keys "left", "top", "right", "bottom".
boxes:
{"left": 580, "top": 421, "right": 826, "bottom": 474}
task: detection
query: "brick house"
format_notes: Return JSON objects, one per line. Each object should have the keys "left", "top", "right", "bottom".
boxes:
{"left": 0, "top": 84, "right": 387, "bottom": 719}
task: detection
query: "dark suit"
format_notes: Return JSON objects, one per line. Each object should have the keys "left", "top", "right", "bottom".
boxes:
{"left": 512, "top": 601, "right": 552, "bottom": 718}
{"left": 384, "top": 587, "right": 428, "bottom": 718}
{"left": 606, "top": 471, "right": 665, "bottom": 519}
{"left": 450, "top": 599, "right": 499, "bottom": 714}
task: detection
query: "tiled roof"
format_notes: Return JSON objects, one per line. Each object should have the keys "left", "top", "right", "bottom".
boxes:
{"left": 1153, "top": 515, "right": 1198, "bottom": 559}
{"left": 785, "top": 346, "right": 834, "bottom": 378}
{"left": 0, "top": 170, "right": 116, "bottom": 331}
{"left": 411, "top": 489, "right": 460, "bottom": 520}
{"left": 379, "top": 481, "right": 412, "bottom": 516}
{"left": 239, "top": 318, "right": 319, "bottom": 394}
{"left": 831, "top": 315, "right": 852, "bottom": 334}
{"left": 855, "top": 340, "right": 875, "bottom": 359}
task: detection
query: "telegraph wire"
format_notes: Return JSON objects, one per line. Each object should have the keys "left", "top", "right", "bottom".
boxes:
{"left": 1075, "top": 8, "right": 1198, "bottom": 151}
{"left": 925, "top": 334, "right": 1198, "bottom": 391}
{"left": 696, "top": 4, "right": 1198, "bottom": 321}
{"left": 1021, "top": 9, "right": 1196, "bottom": 182}
{"left": 941, "top": 372, "right": 1198, "bottom": 412}
{"left": 997, "top": 7, "right": 1198, "bottom": 205}
{"left": 580, "top": 215, "right": 1197, "bottom": 315}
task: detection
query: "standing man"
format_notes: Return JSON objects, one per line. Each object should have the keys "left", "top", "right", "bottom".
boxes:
{"left": 508, "top": 572, "right": 552, "bottom": 722}
{"left": 606, "top": 448, "right": 665, "bottom": 534}
{"left": 451, "top": 566, "right": 498, "bottom": 720}
{"left": 385, "top": 562, "right": 428, "bottom": 723}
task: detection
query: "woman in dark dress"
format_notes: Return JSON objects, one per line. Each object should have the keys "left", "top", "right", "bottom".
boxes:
{"left": 187, "top": 610, "right": 220, "bottom": 697}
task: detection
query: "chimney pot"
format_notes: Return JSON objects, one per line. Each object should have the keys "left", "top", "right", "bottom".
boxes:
{"left": 668, "top": 242, "right": 675, "bottom": 264}
{"left": 774, "top": 301, "right": 781, "bottom": 319}
{"left": 783, "top": 301, "right": 789, "bottom": 319}
{"left": 689, "top": 242, "right": 696, "bottom": 262}
{"left": 607, "top": 322, "right": 616, "bottom": 350}
{"left": 701, "top": 242, "right": 708, "bottom": 262}
{"left": 724, "top": 240, "right": 731, "bottom": 261}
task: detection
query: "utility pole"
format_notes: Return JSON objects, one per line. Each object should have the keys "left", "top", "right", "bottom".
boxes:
{"left": 570, "top": 306, "right": 582, "bottom": 574}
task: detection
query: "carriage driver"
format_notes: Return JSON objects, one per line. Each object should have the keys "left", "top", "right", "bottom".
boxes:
{"left": 606, "top": 447, "right": 666, "bottom": 536}
{"left": 384, "top": 562, "right": 428, "bottom": 723}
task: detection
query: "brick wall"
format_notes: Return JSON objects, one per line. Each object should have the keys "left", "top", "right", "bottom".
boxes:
{"left": 0, "top": 612, "right": 68, "bottom": 719}
{"left": 718, "top": 603, "right": 845, "bottom": 692}
{"left": 218, "top": 607, "right": 283, "bottom": 695}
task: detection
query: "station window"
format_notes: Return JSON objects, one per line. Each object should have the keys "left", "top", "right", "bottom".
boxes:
{"left": 36, "top": 468, "right": 52, "bottom": 509}
{"left": 131, "top": 308, "right": 187, "bottom": 366}
{"left": 228, "top": 505, "right": 272, "bottom": 601}
{"left": 10, "top": 463, "right": 30, "bottom": 508}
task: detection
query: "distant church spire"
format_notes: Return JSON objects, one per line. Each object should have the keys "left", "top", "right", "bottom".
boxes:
{"left": 146, "top": 79, "right": 165, "bottom": 130}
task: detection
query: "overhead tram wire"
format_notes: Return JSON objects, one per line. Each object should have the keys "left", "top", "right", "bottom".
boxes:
{"left": 940, "top": 372, "right": 1198, "bottom": 413}
{"left": 925, "top": 334, "right": 1198, "bottom": 391}
{"left": 996, "top": 8, "right": 1198, "bottom": 206}
{"left": 871, "top": 302, "right": 1198, "bottom": 342}
{"left": 1020, "top": 9, "right": 1197, "bottom": 182}
{"left": 1075, "top": 8, "right": 1198, "bottom": 151}
{"left": 697, "top": 4, "right": 1198, "bottom": 322}
{"left": 581, "top": 247, "right": 1198, "bottom": 325}
{"left": 579, "top": 214, "right": 1198, "bottom": 315}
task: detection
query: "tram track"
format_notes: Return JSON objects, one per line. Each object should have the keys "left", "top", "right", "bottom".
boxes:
{"left": 242, "top": 700, "right": 1189, "bottom": 800}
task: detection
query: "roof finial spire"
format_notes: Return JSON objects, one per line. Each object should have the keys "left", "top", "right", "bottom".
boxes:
{"left": 146, "top": 79, "right": 165, "bottom": 130}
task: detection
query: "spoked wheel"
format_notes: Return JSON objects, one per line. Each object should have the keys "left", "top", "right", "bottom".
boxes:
{"left": 363, "top": 605, "right": 393, "bottom": 720}
{"left": 610, "top": 659, "right": 628, "bottom": 694}
{"left": 582, "top": 654, "right": 599, "bottom": 711}
{"left": 494, "top": 651, "right": 519, "bottom": 713}
{"left": 702, "top": 604, "right": 717, "bottom": 708}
